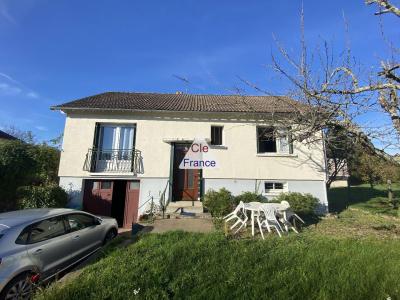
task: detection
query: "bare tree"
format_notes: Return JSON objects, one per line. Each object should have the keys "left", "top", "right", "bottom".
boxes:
{"left": 267, "top": 1, "right": 400, "bottom": 153}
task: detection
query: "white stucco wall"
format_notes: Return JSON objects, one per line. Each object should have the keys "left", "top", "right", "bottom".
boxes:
{"left": 59, "top": 111, "right": 326, "bottom": 181}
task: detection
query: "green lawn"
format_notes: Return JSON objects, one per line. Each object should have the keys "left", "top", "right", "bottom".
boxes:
{"left": 328, "top": 183, "right": 400, "bottom": 216}
{"left": 35, "top": 184, "right": 400, "bottom": 300}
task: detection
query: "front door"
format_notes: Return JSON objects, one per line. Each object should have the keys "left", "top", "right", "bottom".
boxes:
{"left": 83, "top": 180, "right": 113, "bottom": 216}
{"left": 172, "top": 144, "right": 199, "bottom": 201}
{"left": 123, "top": 181, "right": 140, "bottom": 228}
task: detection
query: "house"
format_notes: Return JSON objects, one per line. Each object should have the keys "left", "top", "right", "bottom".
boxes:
{"left": 0, "top": 130, "right": 18, "bottom": 141}
{"left": 52, "top": 92, "right": 328, "bottom": 228}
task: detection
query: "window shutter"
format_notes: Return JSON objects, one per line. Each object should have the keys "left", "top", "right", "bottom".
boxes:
{"left": 278, "top": 128, "right": 289, "bottom": 154}
{"left": 288, "top": 129, "right": 294, "bottom": 154}
{"left": 90, "top": 123, "right": 100, "bottom": 172}
{"left": 92, "top": 123, "right": 100, "bottom": 149}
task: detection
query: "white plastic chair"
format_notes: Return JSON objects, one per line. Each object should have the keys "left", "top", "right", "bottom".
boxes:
{"left": 257, "top": 207, "right": 282, "bottom": 238}
{"left": 278, "top": 201, "right": 304, "bottom": 233}
{"left": 223, "top": 201, "right": 248, "bottom": 233}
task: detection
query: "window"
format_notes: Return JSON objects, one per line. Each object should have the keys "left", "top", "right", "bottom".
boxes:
{"left": 98, "top": 125, "right": 135, "bottom": 160}
{"left": 257, "top": 127, "right": 276, "bottom": 153}
{"left": 15, "top": 228, "right": 30, "bottom": 244}
{"left": 129, "top": 181, "right": 140, "bottom": 190}
{"left": 93, "top": 181, "right": 100, "bottom": 190}
{"left": 66, "top": 214, "right": 96, "bottom": 232}
{"left": 264, "top": 182, "right": 285, "bottom": 193}
{"left": 257, "top": 127, "right": 292, "bottom": 154}
{"left": 101, "top": 181, "right": 112, "bottom": 189}
{"left": 211, "top": 126, "right": 223, "bottom": 146}
{"left": 28, "top": 217, "right": 66, "bottom": 244}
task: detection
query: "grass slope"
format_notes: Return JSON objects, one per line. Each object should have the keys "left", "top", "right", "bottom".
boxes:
{"left": 36, "top": 231, "right": 400, "bottom": 300}
{"left": 328, "top": 183, "right": 400, "bottom": 216}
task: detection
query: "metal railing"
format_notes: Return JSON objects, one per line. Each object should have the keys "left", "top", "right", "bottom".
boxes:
{"left": 83, "top": 148, "right": 143, "bottom": 174}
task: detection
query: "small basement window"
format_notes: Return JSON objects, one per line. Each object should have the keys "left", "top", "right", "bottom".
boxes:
{"left": 264, "top": 182, "right": 285, "bottom": 193}
{"left": 211, "top": 126, "right": 223, "bottom": 146}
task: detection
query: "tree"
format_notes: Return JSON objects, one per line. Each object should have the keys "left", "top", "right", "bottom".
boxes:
{"left": 265, "top": 1, "right": 400, "bottom": 154}
{"left": 2, "top": 126, "right": 36, "bottom": 144}
{"left": 325, "top": 126, "right": 357, "bottom": 188}
{"left": 0, "top": 141, "right": 38, "bottom": 211}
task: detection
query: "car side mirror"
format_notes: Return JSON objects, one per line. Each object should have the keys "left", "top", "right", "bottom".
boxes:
{"left": 94, "top": 217, "right": 102, "bottom": 225}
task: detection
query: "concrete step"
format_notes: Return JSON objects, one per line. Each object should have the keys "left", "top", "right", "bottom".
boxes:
{"left": 168, "top": 212, "right": 212, "bottom": 219}
{"left": 168, "top": 201, "right": 203, "bottom": 208}
{"left": 166, "top": 205, "right": 204, "bottom": 214}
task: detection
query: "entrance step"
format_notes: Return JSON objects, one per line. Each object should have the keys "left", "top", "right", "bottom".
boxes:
{"left": 167, "top": 201, "right": 203, "bottom": 208}
{"left": 166, "top": 201, "right": 204, "bottom": 214}
{"left": 168, "top": 212, "right": 212, "bottom": 219}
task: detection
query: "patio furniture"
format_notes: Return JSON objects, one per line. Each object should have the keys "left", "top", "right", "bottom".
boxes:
{"left": 243, "top": 202, "right": 263, "bottom": 236}
{"left": 257, "top": 207, "right": 283, "bottom": 238}
{"left": 223, "top": 201, "right": 248, "bottom": 233}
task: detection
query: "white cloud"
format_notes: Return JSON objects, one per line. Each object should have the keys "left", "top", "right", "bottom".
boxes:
{"left": 0, "top": 82, "right": 21, "bottom": 95}
{"left": 27, "top": 91, "right": 39, "bottom": 98}
{"left": 0, "top": 72, "right": 40, "bottom": 99}
{"left": 0, "top": 1, "right": 16, "bottom": 24}
{"left": 35, "top": 125, "right": 48, "bottom": 132}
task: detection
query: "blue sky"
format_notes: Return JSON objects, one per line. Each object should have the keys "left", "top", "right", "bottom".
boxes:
{"left": 0, "top": 0, "right": 398, "bottom": 143}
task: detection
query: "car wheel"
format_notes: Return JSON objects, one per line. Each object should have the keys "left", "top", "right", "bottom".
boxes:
{"left": 103, "top": 228, "right": 117, "bottom": 245}
{"left": 0, "top": 273, "right": 33, "bottom": 300}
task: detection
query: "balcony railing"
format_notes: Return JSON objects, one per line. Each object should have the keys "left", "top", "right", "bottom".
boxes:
{"left": 83, "top": 148, "right": 143, "bottom": 174}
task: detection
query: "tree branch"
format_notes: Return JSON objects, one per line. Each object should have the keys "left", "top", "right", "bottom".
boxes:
{"left": 366, "top": 0, "right": 400, "bottom": 17}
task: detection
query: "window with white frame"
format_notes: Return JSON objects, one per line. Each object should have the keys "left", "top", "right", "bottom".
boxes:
{"left": 98, "top": 125, "right": 135, "bottom": 160}
{"left": 264, "top": 181, "right": 287, "bottom": 193}
{"left": 257, "top": 127, "right": 292, "bottom": 154}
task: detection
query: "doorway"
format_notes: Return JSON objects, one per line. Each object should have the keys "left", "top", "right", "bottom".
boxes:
{"left": 172, "top": 143, "right": 200, "bottom": 201}
{"left": 83, "top": 179, "right": 141, "bottom": 228}
{"left": 111, "top": 180, "right": 127, "bottom": 227}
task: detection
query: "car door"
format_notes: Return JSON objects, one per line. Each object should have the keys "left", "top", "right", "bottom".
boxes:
{"left": 25, "top": 216, "right": 71, "bottom": 279}
{"left": 65, "top": 213, "right": 103, "bottom": 261}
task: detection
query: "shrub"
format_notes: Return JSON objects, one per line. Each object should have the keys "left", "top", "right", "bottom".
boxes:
{"left": 18, "top": 184, "right": 68, "bottom": 209}
{"left": 0, "top": 140, "right": 38, "bottom": 212}
{"left": 234, "top": 191, "right": 266, "bottom": 205}
{"left": 203, "top": 188, "right": 234, "bottom": 217}
{"left": 274, "top": 192, "right": 319, "bottom": 215}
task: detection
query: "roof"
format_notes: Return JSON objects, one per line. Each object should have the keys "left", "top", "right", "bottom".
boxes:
{"left": 51, "top": 92, "right": 303, "bottom": 114}
{"left": 0, "top": 208, "right": 76, "bottom": 228}
{"left": 0, "top": 130, "right": 17, "bottom": 140}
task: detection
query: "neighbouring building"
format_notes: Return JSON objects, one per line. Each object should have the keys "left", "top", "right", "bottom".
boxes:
{"left": 52, "top": 92, "right": 328, "bottom": 228}
{"left": 0, "top": 130, "right": 18, "bottom": 141}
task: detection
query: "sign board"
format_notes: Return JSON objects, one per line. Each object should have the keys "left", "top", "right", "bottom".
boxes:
{"left": 179, "top": 138, "right": 218, "bottom": 169}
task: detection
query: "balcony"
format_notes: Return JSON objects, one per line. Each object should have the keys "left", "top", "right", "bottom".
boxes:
{"left": 83, "top": 148, "right": 143, "bottom": 174}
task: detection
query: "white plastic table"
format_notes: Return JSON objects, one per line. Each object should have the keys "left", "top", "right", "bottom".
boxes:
{"left": 243, "top": 202, "right": 261, "bottom": 236}
{"left": 243, "top": 202, "right": 287, "bottom": 236}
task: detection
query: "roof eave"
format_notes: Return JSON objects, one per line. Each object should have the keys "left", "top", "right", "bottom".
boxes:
{"left": 50, "top": 106, "right": 296, "bottom": 115}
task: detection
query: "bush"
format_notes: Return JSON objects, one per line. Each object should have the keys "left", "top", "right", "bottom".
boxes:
{"left": 0, "top": 140, "right": 38, "bottom": 212}
{"left": 274, "top": 192, "right": 319, "bottom": 215}
{"left": 234, "top": 191, "right": 266, "bottom": 205}
{"left": 18, "top": 184, "right": 68, "bottom": 209}
{"left": 203, "top": 188, "right": 234, "bottom": 217}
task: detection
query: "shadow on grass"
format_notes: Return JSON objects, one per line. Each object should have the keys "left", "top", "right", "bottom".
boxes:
{"left": 328, "top": 185, "right": 399, "bottom": 215}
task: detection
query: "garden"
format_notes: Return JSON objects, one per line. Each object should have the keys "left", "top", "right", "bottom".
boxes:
{"left": 34, "top": 184, "right": 400, "bottom": 300}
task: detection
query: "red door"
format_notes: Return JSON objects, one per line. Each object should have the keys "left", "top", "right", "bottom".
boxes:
{"left": 123, "top": 181, "right": 140, "bottom": 228}
{"left": 83, "top": 180, "right": 113, "bottom": 216}
{"left": 172, "top": 144, "right": 199, "bottom": 201}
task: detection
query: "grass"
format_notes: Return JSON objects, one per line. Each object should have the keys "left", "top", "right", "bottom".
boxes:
{"left": 35, "top": 184, "right": 400, "bottom": 300}
{"left": 35, "top": 231, "right": 400, "bottom": 300}
{"left": 328, "top": 183, "right": 400, "bottom": 216}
